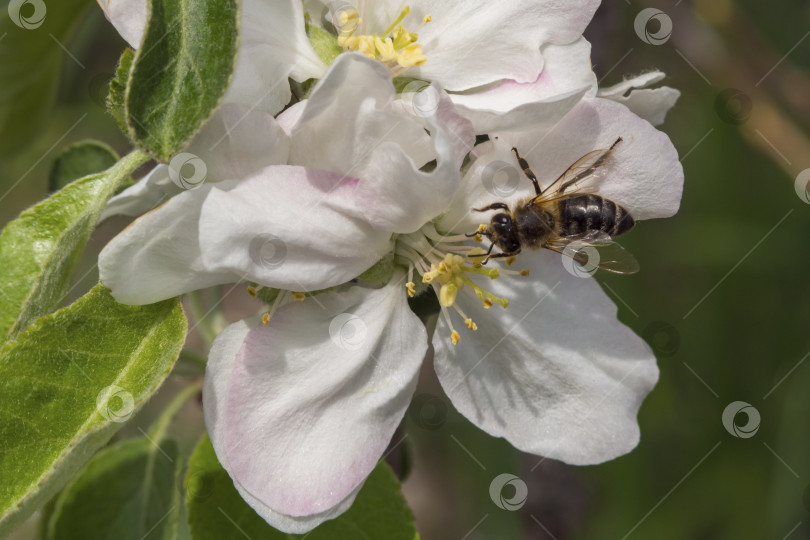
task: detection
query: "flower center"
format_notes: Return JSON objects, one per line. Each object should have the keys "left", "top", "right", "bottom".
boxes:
{"left": 393, "top": 223, "right": 529, "bottom": 345}
{"left": 336, "top": 6, "right": 429, "bottom": 73}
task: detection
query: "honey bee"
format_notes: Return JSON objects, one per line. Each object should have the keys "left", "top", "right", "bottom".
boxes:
{"left": 468, "top": 137, "right": 639, "bottom": 274}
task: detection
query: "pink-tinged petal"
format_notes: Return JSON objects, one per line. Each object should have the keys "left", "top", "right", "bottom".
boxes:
{"left": 440, "top": 98, "right": 684, "bottom": 234}
{"left": 360, "top": 0, "right": 599, "bottom": 91}
{"left": 433, "top": 250, "right": 658, "bottom": 465}
{"left": 203, "top": 320, "right": 361, "bottom": 533}
{"left": 97, "top": 0, "right": 146, "bottom": 48}
{"left": 101, "top": 104, "right": 288, "bottom": 220}
{"left": 205, "top": 278, "right": 427, "bottom": 532}
{"left": 449, "top": 38, "right": 596, "bottom": 133}
{"left": 100, "top": 165, "right": 392, "bottom": 305}
{"left": 198, "top": 165, "right": 393, "bottom": 291}
{"left": 599, "top": 73, "right": 681, "bottom": 126}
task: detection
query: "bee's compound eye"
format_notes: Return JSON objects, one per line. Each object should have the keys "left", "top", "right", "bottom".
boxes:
{"left": 493, "top": 213, "right": 511, "bottom": 226}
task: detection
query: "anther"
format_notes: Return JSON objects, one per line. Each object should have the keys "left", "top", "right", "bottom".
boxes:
{"left": 247, "top": 285, "right": 257, "bottom": 298}
{"left": 261, "top": 313, "right": 270, "bottom": 325}
{"left": 465, "top": 318, "right": 478, "bottom": 331}
{"left": 292, "top": 292, "right": 306, "bottom": 301}
{"left": 406, "top": 282, "right": 416, "bottom": 297}
{"left": 451, "top": 330, "right": 460, "bottom": 345}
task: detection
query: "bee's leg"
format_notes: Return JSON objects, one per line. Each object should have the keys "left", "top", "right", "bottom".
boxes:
{"left": 472, "top": 202, "right": 509, "bottom": 213}
{"left": 482, "top": 248, "right": 521, "bottom": 265}
{"left": 512, "top": 148, "right": 542, "bottom": 195}
{"left": 468, "top": 242, "right": 495, "bottom": 258}
{"left": 464, "top": 230, "right": 491, "bottom": 238}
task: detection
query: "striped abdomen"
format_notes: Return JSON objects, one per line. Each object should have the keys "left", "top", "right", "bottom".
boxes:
{"left": 557, "top": 194, "right": 635, "bottom": 237}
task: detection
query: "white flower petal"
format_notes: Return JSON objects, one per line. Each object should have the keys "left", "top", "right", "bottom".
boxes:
{"left": 433, "top": 250, "right": 658, "bottom": 465}
{"left": 97, "top": 0, "right": 147, "bottom": 48}
{"left": 370, "top": 0, "right": 599, "bottom": 91}
{"left": 449, "top": 38, "right": 596, "bottom": 134}
{"left": 289, "top": 54, "right": 434, "bottom": 175}
{"left": 203, "top": 319, "right": 361, "bottom": 533}
{"left": 441, "top": 97, "right": 684, "bottom": 232}
{"left": 224, "top": 0, "right": 326, "bottom": 115}
{"left": 99, "top": 185, "right": 237, "bottom": 305}
{"left": 205, "top": 278, "right": 427, "bottom": 532}
{"left": 598, "top": 72, "right": 680, "bottom": 126}
{"left": 355, "top": 85, "right": 473, "bottom": 233}
{"left": 101, "top": 104, "right": 288, "bottom": 220}
{"left": 198, "top": 165, "right": 393, "bottom": 291}
{"left": 100, "top": 164, "right": 178, "bottom": 221}
{"left": 100, "top": 163, "right": 394, "bottom": 304}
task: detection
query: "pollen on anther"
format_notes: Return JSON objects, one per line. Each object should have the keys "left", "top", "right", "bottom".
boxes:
{"left": 451, "top": 330, "right": 460, "bottom": 345}
{"left": 406, "top": 282, "right": 416, "bottom": 297}
{"left": 520, "top": 269, "right": 530, "bottom": 277}
{"left": 292, "top": 292, "right": 306, "bottom": 302}
{"left": 261, "top": 313, "right": 270, "bottom": 325}
{"left": 483, "top": 298, "right": 493, "bottom": 309}
{"left": 246, "top": 286, "right": 257, "bottom": 297}
{"left": 506, "top": 256, "right": 516, "bottom": 267}
{"left": 423, "top": 14, "right": 432, "bottom": 23}
{"left": 465, "top": 318, "right": 478, "bottom": 331}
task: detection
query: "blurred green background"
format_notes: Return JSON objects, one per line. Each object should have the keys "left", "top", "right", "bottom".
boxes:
{"left": 2, "top": 0, "right": 810, "bottom": 539}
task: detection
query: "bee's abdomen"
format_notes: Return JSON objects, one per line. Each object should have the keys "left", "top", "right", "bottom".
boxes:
{"left": 558, "top": 194, "right": 635, "bottom": 237}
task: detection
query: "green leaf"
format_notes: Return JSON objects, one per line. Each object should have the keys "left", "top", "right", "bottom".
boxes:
{"left": 0, "top": 284, "right": 187, "bottom": 536}
{"left": 186, "top": 435, "right": 417, "bottom": 539}
{"left": 48, "top": 140, "right": 120, "bottom": 193}
{"left": 0, "top": 0, "right": 91, "bottom": 156}
{"left": 0, "top": 149, "right": 149, "bottom": 341}
{"left": 126, "top": 0, "right": 239, "bottom": 161}
{"left": 46, "top": 384, "right": 202, "bottom": 540}
{"left": 107, "top": 48, "right": 136, "bottom": 135}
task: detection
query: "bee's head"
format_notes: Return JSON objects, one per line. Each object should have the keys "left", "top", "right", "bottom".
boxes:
{"left": 489, "top": 212, "right": 520, "bottom": 253}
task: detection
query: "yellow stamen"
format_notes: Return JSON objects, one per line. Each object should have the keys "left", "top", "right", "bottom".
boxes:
{"left": 423, "top": 14, "right": 432, "bottom": 23}
{"left": 520, "top": 269, "right": 530, "bottom": 277}
{"left": 406, "top": 282, "right": 416, "bottom": 297}
{"left": 292, "top": 292, "right": 306, "bottom": 302}
{"left": 483, "top": 298, "right": 493, "bottom": 309}
{"left": 505, "top": 256, "right": 516, "bottom": 267}
{"left": 439, "top": 283, "right": 458, "bottom": 307}
{"left": 261, "top": 313, "right": 270, "bottom": 325}
{"left": 246, "top": 286, "right": 257, "bottom": 298}
{"left": 465, "top": 318, "right": 478, "bottom": 331}
{"left": 337, "top": 6, "right": 427, "bottom": 70}
{"left": 451, "top": 330, "right": 460, "bottom": 345}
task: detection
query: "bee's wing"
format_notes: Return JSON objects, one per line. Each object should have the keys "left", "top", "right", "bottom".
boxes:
{"left": 545, "top": 231, "right": 640, "bottom": 275}
{"left": 531, "top": 138, "right": 622, "bottom": 205}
